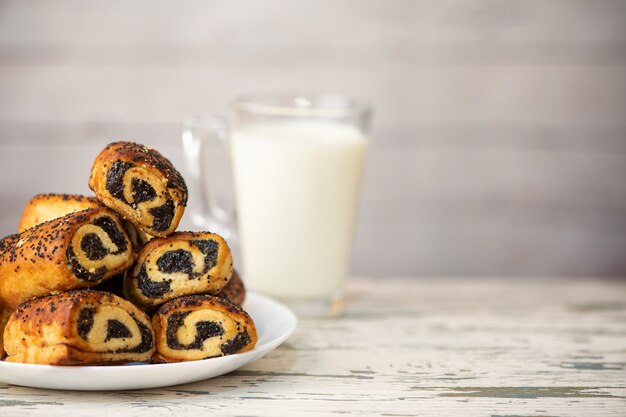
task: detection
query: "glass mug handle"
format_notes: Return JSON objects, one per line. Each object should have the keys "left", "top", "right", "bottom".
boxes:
{"left": 181, "top": 117, "right": 237, "bottom": 241}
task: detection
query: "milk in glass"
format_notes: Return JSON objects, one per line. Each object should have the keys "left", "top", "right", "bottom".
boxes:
{"left": 230, "top": 121, "right": 368, "bottom": 299}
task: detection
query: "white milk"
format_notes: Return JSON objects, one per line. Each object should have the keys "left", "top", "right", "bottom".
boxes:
{"left": 230, "top": 121, "right": 368, "bottom": 299}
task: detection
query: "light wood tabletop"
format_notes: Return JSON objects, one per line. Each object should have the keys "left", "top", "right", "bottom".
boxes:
{"left": 1, "top": 277, "right": 625, "bottom": 416}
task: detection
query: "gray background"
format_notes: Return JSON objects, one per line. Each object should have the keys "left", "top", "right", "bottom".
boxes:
{"left": 0, "top": 0, "right": 625, "bottom": 277}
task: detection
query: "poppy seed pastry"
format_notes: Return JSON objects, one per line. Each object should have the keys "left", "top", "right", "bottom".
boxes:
{"left": 151, "top": 294, "right": 257, "bottom": 363}
{"left": 18, "top": 193, "right": 101, "bottom": 233}
{"left": 88, "top": 142, "right": 188, "bottom": 237}
{"left": 124, "top": 231, "right": 233, "bottom": 309}
{"left": 18, "top": 193, "right": 150, "bottom": 253}
{"left": 2, "top": 290, "right": 155, "bottom": 365}
{"left": 217, "top": 269, "right": 246, "bottom": 307}
{"left": 0, "top": 208, "right": 134, "bottom": 310}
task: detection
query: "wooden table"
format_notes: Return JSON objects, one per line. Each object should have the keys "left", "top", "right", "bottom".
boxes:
{"left": 1, "top": 278, "right": 625, "bottom": 416}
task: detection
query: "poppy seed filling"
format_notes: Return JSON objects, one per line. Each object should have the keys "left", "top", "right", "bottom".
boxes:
{"left": 157, "top": 249, "right": 194, "bottom": 275}
{"left": 80, "top": 233, "right": 108, "bottom": 261}
{"left": 221, "top": 329, "right": 252, "bottom": 355}
{"left": 166, "top": 311, "right": 225, "bottom": 350}
{"left": 105, "top": 319, "right": 132, "bottom": 342}
{"left": 92, "top": 216, "right": 127, "bottom": 254}
{"left": 131, "top": 177, "right": 157, "bottom": 205}
{"left": 66, "top": 215, "right": 128, "bottom": 282}
{"left": 149, "top": 199, "right": 175, "bottom": 232}
{"left": 77, "top": 307, "right": 95, "bottom": 340}
{"left": 137, "top": 239, "right": 221, "bottom": 298}
{"left": 105, "top": 160, "right": 176, "bottom": 232}
{"left": 105, "top": 161, "right": 132, "bottom": 202}
{"left": 137, "top": 264, "right": 172, "bottom": 298}
{"left": 67, "top": 245, "right": 107, "bottom": 282}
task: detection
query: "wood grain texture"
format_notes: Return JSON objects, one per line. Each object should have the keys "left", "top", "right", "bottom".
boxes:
{"left": 0, "top": 0, "right": 625, "bottom": 276}
{"left": 0, "top": 277, "right": 625, "bottom": 416}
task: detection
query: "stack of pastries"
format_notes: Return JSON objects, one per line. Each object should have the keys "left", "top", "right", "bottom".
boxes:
{"left": 0, "top": 142, "right": 257, "bottom": 365}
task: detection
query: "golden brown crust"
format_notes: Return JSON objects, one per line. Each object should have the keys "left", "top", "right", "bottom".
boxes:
{"left": 19, "top": 194, "right": 101, "bottom": 233}
{"left": 0, "top": 304, "right": 11, "bottom": 359}
{"left": 217, "top": 269, "right": 246, "bottom": 307}
{"left": 19, "top": 193, "right": 149, "bottom": 254}
{"left": 0, "top": 208, "right": 134, "bottom": 310}
{"left": 124, "top": 231, "right": 233, "bottom": 310}
{"left": 19, "top": 194, "right": 144, "bottom": 256}
{"left": 0, "top": 234, "right": 19, "bottom": 253}
{"left": 88, "top": 141, "right": 188, "bottom": 237}
{"left": 3, "top": 290, "right": 155, "bottom": 365}
{"left": 0, "top": 234, "right": 18, "bottom": 349}
{"left": 151, "top": 294, "right": 257, "bottom": 363}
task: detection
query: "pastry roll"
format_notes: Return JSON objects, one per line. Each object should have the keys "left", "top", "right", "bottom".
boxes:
{"left": 217, "top": 269, "right": 246, "bottom": 307}
{"left": 18, "top": 193, "right": 150, "bottom": 251}
{"left": 0, "top": 208, "right": 134, "bottom": 309}
{"left": 2, "top": 290, "right": 155, "bottom": 365}
{"left": 152, "top": 294, "right": 257, "bottom": 363}
{"left": 125, "top": 231, "right": 233, "bottom": 309}
{"left": 88, "top": 142, "right": 188, "bottom": 237}
{"left": 19, "top": 193, "right": 101, "bottom": 233}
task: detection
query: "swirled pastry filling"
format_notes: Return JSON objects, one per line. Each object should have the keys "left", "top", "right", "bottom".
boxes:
{"left": 138, "top": 239, "right": 218, "bottom": 296}
{"left": 106, "top": 161, "right": 177, "bottom": 233}
{"left": 126, "top": 232, "right": 232, "bottom": 309}
{"left": 66, "top": 214, "right": 132, "bottom": 282}
{"left": 75, "top": 305, "right": 153, "bottom": 354}
{"left": 165, "top": 310, "right": 250, "bottom": 355}
{"left": 152, "top": 295, "right": 256, "bottom": 363}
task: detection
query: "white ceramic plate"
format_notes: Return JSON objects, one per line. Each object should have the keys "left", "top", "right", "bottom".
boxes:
{"left": 0, "top": 292, "right": 297, "bottom": 391}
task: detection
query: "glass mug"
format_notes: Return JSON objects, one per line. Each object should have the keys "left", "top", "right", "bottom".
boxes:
{"left": 182, "top": 93, "right": 371, "bottom": 316}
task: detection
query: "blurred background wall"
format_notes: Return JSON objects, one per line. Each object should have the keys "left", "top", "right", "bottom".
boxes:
{"left": 0, "top": 0, "right": 624, "bottom": 277}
